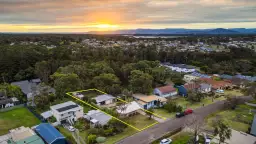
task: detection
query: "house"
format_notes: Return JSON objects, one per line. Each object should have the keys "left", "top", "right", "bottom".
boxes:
{"left": 7, "top": 126, "right": 45, "bottom": 144}
{"left": 0, "top": 97, "right": 19, "bottom": 109}
{"left": 11, "top": 79, "right": 55, "bottom": 105}
{"left": 116, "top": 101, "right": 141, "bottom": 117}
{"left": 50, "top": 101, "right": 83, "bottom": 124}
{"left": 198, "top": 83, "right": 212, "bottom": 93}
{"left": 94, "top": 94, "right": 116, "bottom": 106}
{"left": 153, "top": 85, "right": 177, "bottom": 98}
{"left": 200, "top": 78, "right": 232, "bottom": 90}
{"left": 84, "top": 110, "right": 112, "bottom": 126}
{"left": 35, "top": 123, "right": 66, "bottom": 144}
{"left": 133, "top": 94, "right": 167, "bottom": 109}
{"left": 177, "top": 83, "right": 200, "bottom": 96}
{"left": 190, "top": 72, "right": 211, "bottom": 78}
{"left": 163, "top": 63, "right": 196, "bottom": 73}
{"left": 212, "top": 129, "right": 256, "bottom": 144}
{"left": 183, "top": 74, "right": 200, "bottom": 82}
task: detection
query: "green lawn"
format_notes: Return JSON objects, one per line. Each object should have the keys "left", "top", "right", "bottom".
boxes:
{"left": 105, "top": 128, "right": 137, "bottom": 144}
{"left": 154, "top": 108, "right": 175, "bottom": 118}
{"left": 0, "top": 107, "right": 41, "bottom": 135}
{"left": 224, "top": 90, "right": 243, "bottom": 96}
{"left": 171, "top": 132, "right": 191, "bottom": 144}
{"left": 125, "top": 114, "right": 158, "bottom": 129}
{"left": 205, "top": 104, "right": 254, "bottom": 132}
{"left": 174, "top": 96, "right": 225, "bottom": 110}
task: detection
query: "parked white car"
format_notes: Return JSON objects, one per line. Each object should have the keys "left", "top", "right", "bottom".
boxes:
{"left": 216, "top": 89, "right": 224, "bottom": 93}
{"left": 160, "top": 138, "right": 172, "bottom": 144}
{"left": 68, "top": 126, "right": 75, "bottom": 132}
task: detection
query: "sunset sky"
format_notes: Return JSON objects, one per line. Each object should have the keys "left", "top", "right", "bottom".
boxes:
{"left": 1, "top": 0, "right": 256, "bottom": 33}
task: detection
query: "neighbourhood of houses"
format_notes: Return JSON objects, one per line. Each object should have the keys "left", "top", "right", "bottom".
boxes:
{"left": 0, "top": 123, "right": 66, "bottom": 144}
{"left": 1, "top": 63, "right": 256, "bottom": 144}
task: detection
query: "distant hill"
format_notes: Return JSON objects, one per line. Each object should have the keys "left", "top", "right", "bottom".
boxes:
{"left": 205, "top": 28, "right": 239, "bottom": 34}
{"left": 88, "top": 28, "right": 256, "bottom": 35}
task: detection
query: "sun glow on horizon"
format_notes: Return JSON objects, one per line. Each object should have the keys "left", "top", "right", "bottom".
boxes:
{"left": 93, "top": 24, "right": 119, "bottom": 29}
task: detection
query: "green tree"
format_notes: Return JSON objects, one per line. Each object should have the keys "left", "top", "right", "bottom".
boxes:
{"left": 92, "top": 73, "right": 121, "bottom": 95}
{"left": 213, "top": 119, "right": 232, "bottom": 144}
{"left": 35, "top": 61, "right": 51, "bottom": 83}
{"left": 0, "top": 83, "right": 25, "bottom": 101}
{"left": 129, "top": 70, "right": 153, "bottom": 94}
{"left": 86, "top": 134, "right": 97, "bottom": 144}
{"left": 52, "top": 73, "right": 82, "bottom": 98}
{"left": 150, "top": 67, "right": 171, "bottom": 86}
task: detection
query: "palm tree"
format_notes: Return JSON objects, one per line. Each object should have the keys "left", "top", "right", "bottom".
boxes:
{"left": 213, "top": 119, "right": 232, "bottom": 144}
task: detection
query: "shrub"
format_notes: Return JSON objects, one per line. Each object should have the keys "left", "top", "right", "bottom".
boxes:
{"left": 86, "top": 134, "right": 97, "bottom": 144}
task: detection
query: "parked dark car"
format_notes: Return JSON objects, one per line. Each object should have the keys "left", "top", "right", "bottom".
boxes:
{"left": 176, "top": 112, "right": 185, "bottom": 118}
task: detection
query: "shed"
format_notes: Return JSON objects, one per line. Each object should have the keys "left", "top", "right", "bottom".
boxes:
{"left": 35, "top": 123, "right": 66, "bottom": 144}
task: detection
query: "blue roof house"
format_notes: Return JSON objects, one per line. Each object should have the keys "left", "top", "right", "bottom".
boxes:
{"left": 177, "top": 86, "right": 187, "bottom": 97}
{"left": 35, "top": 123, "right": 66, "bottom": 144}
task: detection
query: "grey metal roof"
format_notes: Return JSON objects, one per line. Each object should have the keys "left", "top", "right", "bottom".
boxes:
{"left": 200, "top": 83, "right": 211, "bottom": 89}
{"left": 11, "top": 80, "right": 30, "bottom": 94}
{"left": 94, "top": 94, "right": 115, "bottom": 103}
{"left": 84, "top": 110, "right": 111, "bottom": 125}
{"left": 251, "top": 115, "right": 256, "bottom": 136}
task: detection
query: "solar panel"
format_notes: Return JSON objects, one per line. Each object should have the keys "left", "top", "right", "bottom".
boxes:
{"left": 56, "top": 104, "right": 79, "bottom": 112}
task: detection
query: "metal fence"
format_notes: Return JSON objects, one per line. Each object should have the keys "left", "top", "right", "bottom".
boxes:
{"left": 25, "top": 105, "right": 47, "bottom": 123}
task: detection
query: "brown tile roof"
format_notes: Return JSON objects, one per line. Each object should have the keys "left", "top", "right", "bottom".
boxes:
{"left": 200, "top": 78, "right": 232, "bottom": 89}
{"left": 156, "top": 85, "right": 176, "bottom": 94}
{"left": 133, "top": 95, "right": 167, "bottom": 103}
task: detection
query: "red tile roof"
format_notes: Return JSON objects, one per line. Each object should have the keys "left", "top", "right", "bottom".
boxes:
{"left": 157, "top": 85, "right": 176, "bottom": 94}
{"left": 199, "top": 78, "right": 232, "bottom": 89}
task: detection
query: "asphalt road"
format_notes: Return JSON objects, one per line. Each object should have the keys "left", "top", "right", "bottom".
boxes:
{"left": 117, "top": 96, "right": 253, "bottom": 144}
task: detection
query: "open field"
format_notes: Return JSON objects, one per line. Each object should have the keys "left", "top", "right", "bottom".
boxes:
{"left": 205, "top": 104, "right": 254, "bottom": 132}
{"left": 0, "top": 107, "right": 41, "bottom": 135}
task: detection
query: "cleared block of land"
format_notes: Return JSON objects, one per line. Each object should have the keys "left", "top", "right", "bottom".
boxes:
{"left": 0, "top": 107, "right": 41, "bottom": 135}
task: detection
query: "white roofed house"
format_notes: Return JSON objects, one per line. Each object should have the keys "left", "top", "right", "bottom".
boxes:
{"left": 50, "top": 101, "right": 83, "bottom": 125}
{"left": 116, "top": 101, "right": 141, "bottom": 117}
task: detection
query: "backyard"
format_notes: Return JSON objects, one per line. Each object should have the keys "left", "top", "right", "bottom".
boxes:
{"left": 0, "top": 107, "right": 41, "bottom": 135}
{"left": 205, "top": 104, "right": 254, "bottom": 132}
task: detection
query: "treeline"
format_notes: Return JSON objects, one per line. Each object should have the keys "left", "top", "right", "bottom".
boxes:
{"left": 0, "top": 35, "right": 255, "bottom": 84}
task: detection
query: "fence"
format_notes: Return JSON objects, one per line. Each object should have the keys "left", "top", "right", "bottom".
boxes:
{"left": 25, "top": 105, "right": 47, "bottom": 123}
{"left": 0, "top": 104, "right": 25, "bottom": 112}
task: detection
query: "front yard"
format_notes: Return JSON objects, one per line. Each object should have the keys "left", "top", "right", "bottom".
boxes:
{"left": 205, "top": 104, "right": 254, "bottom": 132}
{"left": 0, "top": 107, "right": 41, "bottom": 135}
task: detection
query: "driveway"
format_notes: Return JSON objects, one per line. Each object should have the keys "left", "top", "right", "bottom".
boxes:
{"left": 117, "top": 96, "right": 252, "bottom": 144}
